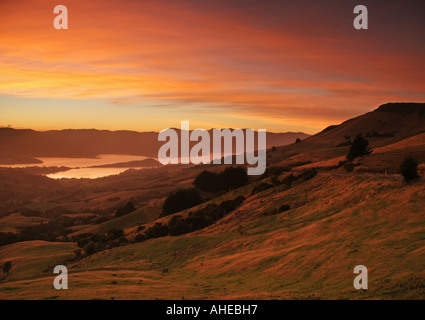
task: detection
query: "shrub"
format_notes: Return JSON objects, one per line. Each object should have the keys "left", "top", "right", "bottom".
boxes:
{"left": 299, "top": 168, "right": 317, "bottom": 181}
{"left": 347, "top": 134, "right": 372, "bottom": 160}
{"left": 162, "top": 188, "right": 202, "bottom": 216}
{"left": 95, "top": 216, "right": 110, "bottom": 224}
{"left": 261, "top": 166, "right": 287, "bottom": 178}
{"left": 144, "top": 223, "right": 170, "bottom": 239}
{"left": 344, "top": 162, "right": 355, "bottom": 172}
{"left": 83, "top": 241, "right": 97, "bottom": 255}
{"left": 251, "top": 183, "right": 273, "bottom": 195}
{"left": 107, "top": 228, "right": 124, "bottom": 240}
{"left": 400, "top": 156, "right": 419, "bottom": 182}
{"left": 221, "top": 167, "right": 249, "bottom": 190}
{"left": 277, "top": 204, "right": 291, "bottom": 213}
{"left": 338, "top": 160, "right": 347, "bottom": 168}
{"left": 193, "top": 170, "right": 222, "bottom": 193}
{"left": 2, "top": 261, "right": 12, "bottom": 275}
{"left": 168, "top": 215, "right": 193, "bottom": 236}
{"left": 193, "top": 167, "right": 248, "bottom": 193}
{"left": 167, "top": 196, "right": 245, "bottom": 237}
{"left": 115, "top": 202, "right": 135, "bottom": 217}
{"left": 135, "top": 234, "right": 145, "bottom": 242}
{"left": 281, "top": 174, "right": 296, "bottom": 188}
{"left": 263, "top": 204, "right": 290, "bottom": 216}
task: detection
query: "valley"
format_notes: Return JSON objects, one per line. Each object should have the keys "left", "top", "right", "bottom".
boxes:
{"left": 1, "top": 103, "right": 425, "bottom": 300}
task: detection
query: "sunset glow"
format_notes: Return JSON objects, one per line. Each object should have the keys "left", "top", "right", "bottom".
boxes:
{"left": 0, "top": 0, "right": 424, "bottom": 133}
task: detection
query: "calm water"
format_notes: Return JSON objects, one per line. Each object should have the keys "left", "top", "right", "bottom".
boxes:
{"left": 46, "top": 167, "right": 140, "bottom": 179}
{"left": 0, "top": 154, "right": 153, "bottom": 179}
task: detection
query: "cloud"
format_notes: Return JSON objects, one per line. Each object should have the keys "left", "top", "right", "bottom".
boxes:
{"left": 0, "top": 0, "right": 424, "bottom": 131}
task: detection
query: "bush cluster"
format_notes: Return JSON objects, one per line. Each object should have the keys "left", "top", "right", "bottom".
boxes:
{"left": 137, "top": 196, "right": 245, "bottom": 242}
{"left": 74, "top": 228, "right": 128, "bottom": 255}
{"left": 193, "top": 167, "right": 248, "bottom": 193}
{"left": 263, "top": 204, "right": 291, "bottom": 216}
{"left": 162, "top": 188, "right": 202, "bottom": 216}
{"left": 115, "top": 202, "right": 136, "bottom": 218}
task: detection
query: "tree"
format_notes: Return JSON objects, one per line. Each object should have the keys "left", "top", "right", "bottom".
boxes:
{"left": 107, "top": 228, "right": 124, "bottom": 240}
{"left": 221, "top": 166, "right": 248, "bottom": 190}
{"left": 400, "top": 156, "right": 419, "bottom": 182}
{"left": 347, "top": 134, "right": 372, "bottom": 160}
{"left": 295, "top": 138, "right": 302, "bottom": 144}
{"left": 193, "top": 167, "right": 248, "bottom": 193}
{"left": 162, "top": 188, "right": 202, "bottom": 216}
{"left": 3, "top": 261, "right": 12, "bottom": 275}
{"left": 115, "top": 202, "right": 136, "bottom": 218}
{"left": 193, "top": 170, "right": 221, "bottom": 193}
{"left": 83, "top": 241, "right": 96, "bottom": 255}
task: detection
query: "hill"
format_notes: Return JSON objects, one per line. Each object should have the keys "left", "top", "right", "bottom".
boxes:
{"left": 0, "top": 128, "right": 309, "bottom": 165}
{"left": 1, "top": 102, "right": 425, "bottom": 299}
{"left": 308, "top": 102, "right": 425, "bottom": 147}
{"left": 266, "top": 103, "right": 425, "bottom": 169}
{"left": 1, "top": 173, "right": 425, "bottom": 299}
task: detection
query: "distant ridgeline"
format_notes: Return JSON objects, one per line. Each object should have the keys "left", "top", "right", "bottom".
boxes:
{"left": 375, "top": 102, "right": 425, "bottom": 115}
{"left": 0, "top": 128, "right": 309, "bottom": 165}
{"left": 312, "top": 102, "right": 425, "bottom": 147}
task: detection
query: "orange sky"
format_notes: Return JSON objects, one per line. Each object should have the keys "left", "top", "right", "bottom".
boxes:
{"left": 0, "top": 0, "right": 424, "bottom": 133}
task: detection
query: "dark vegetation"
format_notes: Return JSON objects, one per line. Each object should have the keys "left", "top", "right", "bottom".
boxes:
{"left": 0, "top": 216, "right": 90, "bottom": 247}
{"left": 252, "top": 183, "right": 273, "bottom": 195}
{"left": 162, "top": 188, "right": 202, "bottom": 216}
{"left": 2, "top": 261, "right": 12, "bottom": 275}
{"left": 347, "top": 134, "right": 373, "bottom": 160}
{"left": 74, "top": 196, "right": 245, "bottom": 254}
{"left": 74, "top": 228, "right": 128, "bottom": 255}
{"left": 138, "top": 196, "right": 245, "bottom": 241}
{"left": 400, "top": 156, "right": 419, "bottom": 182}
{"left": 193, "top": 167, "right": 248, "bottom": 193}
{"left": 274, "top": 168, "right": 318, "bottom": 189}
{"left": 115, "top": 201, "right": 136, "bottom": 218}
{"left": 263, "top": 204, "right": 290, "bottom": 216}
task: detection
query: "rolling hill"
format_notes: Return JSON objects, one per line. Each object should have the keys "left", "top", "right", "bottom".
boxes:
{"left": 1, "top": 102, "right": 425, "bottom": 299}
{"left": 0, "top": 127, "right": 309, "bottom": 165}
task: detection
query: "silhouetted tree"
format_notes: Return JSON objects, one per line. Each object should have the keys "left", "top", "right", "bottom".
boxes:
{"left": 295, "top": 138, "right": 302, "bottom": 144}
{"left": 115, "top": 202, "right": 135, "bottom": 217}
{"left": 107, "top": 228, "right": 124, "bottom": 240}
{"left": 347, "top": 134, "right": 372, "bottom": 160}
{"left": 193, "top": 170, "right": 222, "bottom": 193}
{"left": 193, "top": 167, "right": 248, "bottom": 193}
{"left": 83, "top": 241, "right": 96, "bottom": 255}
{"left": 221, "top": 167, "right": 248, "bottom": 190}
{"left": 162, "top": 188, "right": 202, "bottom": 216}
{"left": 2, "top": 261, "right": 12, "bottom": 275}
{"left": 400, "top": 156, "right": 419, "bottom": 182}
{"left": 144, "top": 223, "right": 169, "bottom": 239}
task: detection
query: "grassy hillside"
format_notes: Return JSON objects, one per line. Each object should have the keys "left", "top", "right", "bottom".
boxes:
{"left": 2, "top": 173, "right": 425, "bottom": 299}
{"left": 1, "top": 103, "right": 425, "bottom": 300}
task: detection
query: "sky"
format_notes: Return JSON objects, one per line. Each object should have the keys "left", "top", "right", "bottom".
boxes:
{"left": 0, "top": 0, "right": 424, "bottom": 134}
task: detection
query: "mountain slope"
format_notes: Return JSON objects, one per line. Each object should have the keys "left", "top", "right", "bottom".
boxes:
{"left": 268, "top": 103, "right": 425, "bottom": 168}
{"left": 308, "top": 103, "right": 425, "bottom": 147}
{"left": 2, "top": 174, "right": 425, "bottom": 299}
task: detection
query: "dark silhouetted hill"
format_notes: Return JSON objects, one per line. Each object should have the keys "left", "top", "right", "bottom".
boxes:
{"left": 0, "top": 128, "right": 309, "bottom": 164}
